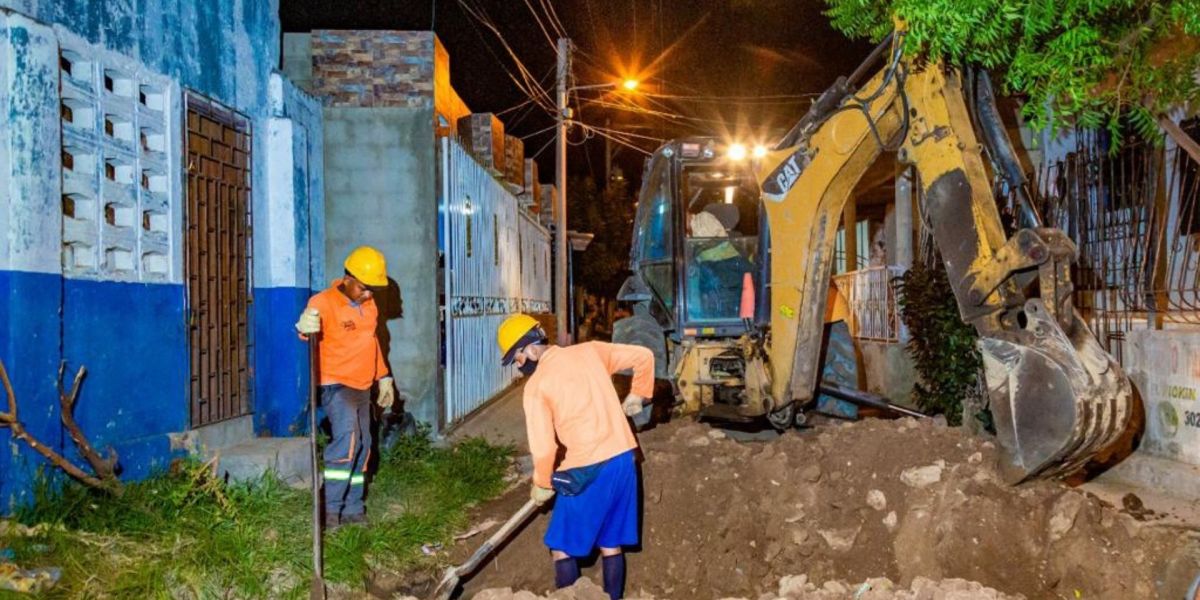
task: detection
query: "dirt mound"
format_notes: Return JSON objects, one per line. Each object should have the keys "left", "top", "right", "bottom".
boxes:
{"left": 452, "top": 418, "right": 1200, "bottom": 599}
{"left": 471, "top": 574, "right": 1021, "bottom": 599}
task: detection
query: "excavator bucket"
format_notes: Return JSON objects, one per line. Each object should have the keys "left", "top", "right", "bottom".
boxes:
{"left": 979, "top": 300, "right": 1133, "bottom": 483}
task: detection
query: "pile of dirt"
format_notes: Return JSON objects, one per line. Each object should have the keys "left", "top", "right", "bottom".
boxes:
{"left": 469, "top": 574, "right": 1021, "bottom": 599}
{"left": 444, "top": 417, "right": 1200, "bottom": 599}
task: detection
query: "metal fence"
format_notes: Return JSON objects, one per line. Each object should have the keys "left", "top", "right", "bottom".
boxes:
{"left": 440, "top": 138, "right": 551, "bottom": 426}
{"left": 833, "top": 265, "right": 906, "bottom": 342}
{"left": 1031, "top": 120, "right": 1200, "bottom": 362}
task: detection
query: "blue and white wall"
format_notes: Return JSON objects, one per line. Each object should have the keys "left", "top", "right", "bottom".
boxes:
{"left": 0, "top": 1, "right": 322, "bottom": 512}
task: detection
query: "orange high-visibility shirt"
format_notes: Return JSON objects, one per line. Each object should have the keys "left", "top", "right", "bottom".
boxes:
{"left": 522, "top": 342, "right": 655, "bottom": 488}
{"left": 304, "top": 280, "right": 389, "bottom": 390}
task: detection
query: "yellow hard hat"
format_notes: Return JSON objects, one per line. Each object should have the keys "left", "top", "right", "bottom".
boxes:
{"left": 497, "top": 313, "right": 542, "bottom": 365}
{"left": 344, "top": 246, "right": 388, "bottom": 287}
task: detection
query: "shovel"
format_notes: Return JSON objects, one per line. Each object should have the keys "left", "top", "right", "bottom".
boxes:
{"left": 308, "top": 335, "right": 327, "bottom": 599}
{"left": 430, "top": 499, "right": 541, "bottom": 600}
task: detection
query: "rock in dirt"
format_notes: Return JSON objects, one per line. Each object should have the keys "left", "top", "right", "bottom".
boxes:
{"left": 473, "top": 579, "right": 614, "bottom": 600}
{"left": 866, "top": 489, "right": 887, "bottom": 511}
{"left": 1048, "top": 492, "right": 1087, "bottom": 542}
{"left": 899, "top": 464, "right": 942, "bottom": 488}
{"left": 778, "top": 574, "right": 809, "bottom": 596}
{"left": 967, "top": 452, "right": 983, "bottom": 465}
{"left": 800, "top": 464, "right": 822, "bottom": 483}
{"left": 882, "top": 510, "right": 898, "bottom": 531}
{"left": 817, "top": 526, "right": 861, "bottom": 552}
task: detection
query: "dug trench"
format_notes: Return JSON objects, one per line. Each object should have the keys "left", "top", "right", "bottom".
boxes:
{"left": 388, "top": 417, "right": 1200, "bottom": 599}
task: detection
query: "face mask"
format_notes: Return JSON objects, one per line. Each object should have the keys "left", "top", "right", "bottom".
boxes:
{"left": 518, "top": 358, "right": 539, "bottom": 376}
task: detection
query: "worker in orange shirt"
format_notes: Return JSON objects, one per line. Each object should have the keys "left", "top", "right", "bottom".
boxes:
{"left": 295, "top": 246, "right": 395, "bottom": 528}
{"left": 496, "top": 314, "right": 654, "bottom": 600}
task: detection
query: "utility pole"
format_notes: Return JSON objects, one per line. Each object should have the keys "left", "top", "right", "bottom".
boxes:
{"left": 555, "top": 37, "right": 571, "bottom": 345}
{"left": 604, "top": 116, "right": 612, "bottom": 186}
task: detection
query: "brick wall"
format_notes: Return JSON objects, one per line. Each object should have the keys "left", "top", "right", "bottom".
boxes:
{"left": 434, "top": 37, "right": 471, "bottom": 136}
{"left": 310, "top": 30, "right": 435, "bottom": 108}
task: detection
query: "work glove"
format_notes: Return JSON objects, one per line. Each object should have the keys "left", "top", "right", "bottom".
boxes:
{"left": 622, "top": 394, "right": 646, "bottom": 417}
{"left": 295, "top": 308, "right": 321, "bottom": 335}
{"left": 530, "top": 484, "right": 556, "bottom": 506}
{"left": 377, "top": 377, "right": 396, "bottom": 409}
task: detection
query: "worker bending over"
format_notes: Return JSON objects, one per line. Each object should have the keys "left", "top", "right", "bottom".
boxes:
{"left": 496, "top": 314, "right": 654, "bottom": 600}
{"left": 296, "top": 246, "right": 395, "bottom": 528}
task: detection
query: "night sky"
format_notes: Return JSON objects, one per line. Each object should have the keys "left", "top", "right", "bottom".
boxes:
{"left": 281, "top": 0, "right": 874, "bottom": 185}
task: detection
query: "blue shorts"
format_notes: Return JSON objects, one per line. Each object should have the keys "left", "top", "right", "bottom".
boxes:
{"left": 544, "top": 450, "right": 639, "bottom": 557}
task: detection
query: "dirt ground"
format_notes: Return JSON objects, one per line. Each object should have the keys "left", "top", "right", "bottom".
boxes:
{"left": 401, "top": 417, "right": 1200, "bottom": 599}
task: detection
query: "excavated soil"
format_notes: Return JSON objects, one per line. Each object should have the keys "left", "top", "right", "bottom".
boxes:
{"left": 435, "top": 418, "right": 1200, "bottom": 600}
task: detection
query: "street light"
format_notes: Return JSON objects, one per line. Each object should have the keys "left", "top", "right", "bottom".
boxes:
{"left": 569, "top": 79, "right": 641, "bottom": 93}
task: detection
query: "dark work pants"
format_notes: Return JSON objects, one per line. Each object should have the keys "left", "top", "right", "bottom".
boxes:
{"left": 321, "top": 384, "right": 371, "bottom": 518}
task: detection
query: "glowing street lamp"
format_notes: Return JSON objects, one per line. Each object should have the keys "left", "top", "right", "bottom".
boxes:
{"left": 622, "top": 78, "right": 639, "bottom": 91}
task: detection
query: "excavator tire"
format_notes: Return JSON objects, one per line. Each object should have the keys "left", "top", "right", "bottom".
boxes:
{"left": 612, "top": 310, "right": 670, "bottom": 380}
{"left": 612, "top": 310, "right": 670, "bottom": 430}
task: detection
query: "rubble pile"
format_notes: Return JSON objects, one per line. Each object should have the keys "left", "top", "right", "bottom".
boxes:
{"left": 448, "top": 418, "right": 1200, "bottom": 599}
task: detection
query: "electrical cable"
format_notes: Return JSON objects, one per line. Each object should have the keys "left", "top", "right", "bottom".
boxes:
{"left": 576, "top": 123, "right": 654, "bottom": 155}
{"left": 538, "top": 0, "right": 568, "bottom": 38}
{"left": 528, "top": 134, "right": 557, "bottom": 160}
{"left": 521, "top": 0, "right": 560, "bottom": 52}
{"left": 456, "top": 0, "right": 556, "bottom": 111}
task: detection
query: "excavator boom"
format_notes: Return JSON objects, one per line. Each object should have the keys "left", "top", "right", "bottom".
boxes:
{"left": 754, "top": 31, "right": 1133, "bottom": 482}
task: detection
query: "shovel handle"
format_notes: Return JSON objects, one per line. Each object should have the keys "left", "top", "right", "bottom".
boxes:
{"left": 458, "top": 499, "right": 541, "bottom": 576}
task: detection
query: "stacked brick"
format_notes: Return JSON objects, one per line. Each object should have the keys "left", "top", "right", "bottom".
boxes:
{"left": 504, "top": 134, "right": 525, "bottom": 188}
{"left": 539, "top": 184, "right": 558, "bottom": 228}
{"left": 310, "top": 30, "right": 435, "bottom": 108}
{"left": 457, "top": 113, "right": 505, "bottom": 172}
{"left": 520, "top": 159, "right": 541, "bottom": 212}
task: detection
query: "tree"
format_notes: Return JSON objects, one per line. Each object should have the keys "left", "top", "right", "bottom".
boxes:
{"left": 823, "top": 0, "right": 1200, "bottom": 143}
{"left": 566, "top": 176, "right": 638, "bottom": 298}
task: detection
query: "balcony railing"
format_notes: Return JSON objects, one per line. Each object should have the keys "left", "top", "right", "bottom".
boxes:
{"left": 832, "top": 265, "right": 907, "bottom": 343}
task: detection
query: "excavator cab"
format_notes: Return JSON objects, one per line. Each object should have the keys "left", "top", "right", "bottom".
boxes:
{"left": 618, "top": 138, "right": 791, "bottom": 424}
{"left": 624, "top": 138, "right": 765, "bottom": 335}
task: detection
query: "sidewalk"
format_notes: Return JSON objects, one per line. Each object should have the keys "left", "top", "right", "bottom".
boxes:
{"left": 446, "top": 381, "right": 529, "bottom": 454}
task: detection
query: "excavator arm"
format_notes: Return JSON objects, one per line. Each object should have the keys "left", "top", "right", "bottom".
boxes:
{"left": 754, "top": 31, "right": 1133, "bottom": 483}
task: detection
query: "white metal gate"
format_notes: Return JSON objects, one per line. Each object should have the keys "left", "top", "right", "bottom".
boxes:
{"left": 441, "top": 138, "right": 551, "bottom": 426}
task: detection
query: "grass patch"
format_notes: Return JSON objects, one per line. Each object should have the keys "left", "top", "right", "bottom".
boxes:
{"left": 0, "top": 429, "right": 513, "bottom": 599}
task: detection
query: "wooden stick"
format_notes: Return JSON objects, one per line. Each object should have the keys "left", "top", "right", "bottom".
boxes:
{"left": 1160, "top": 116, "right": 1200, "bottom": 167}
{"left": 57, "top": 362, "right": 117, "bottom": 479}
{"left": 0, "top": 359, "right": 122, "bottom": 495}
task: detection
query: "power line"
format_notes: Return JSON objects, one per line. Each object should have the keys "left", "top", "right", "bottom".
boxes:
{"left": 456, "top": 0, "right": 556, "bottom": 112}
{"left": 582, "top": 96, "right": 724, "bottom": 127}
{"left": 577, "top": 123, "right": 654, "bottom": 155}
{"left": 520, "top": 0, "right": 559, "bottom": 52}
{"left": 538, "top": 0, "right": 568, "bottom": 38}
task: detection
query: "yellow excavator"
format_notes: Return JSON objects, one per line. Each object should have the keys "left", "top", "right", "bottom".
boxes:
{"left": 614, "top": 23, "right": 1133, "bottom": 483}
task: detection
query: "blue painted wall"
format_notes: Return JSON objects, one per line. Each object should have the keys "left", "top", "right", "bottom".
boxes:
{"left": 0, "top": 1, "right": 322, "bottom": 512}
{"left": 0, "top": 270, "right": 65, "bottom": 510}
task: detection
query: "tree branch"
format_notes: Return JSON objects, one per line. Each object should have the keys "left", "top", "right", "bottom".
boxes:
{"left": 0, "top": 359, "right": 123, "bottom": 495}
{"left": 56, "top": 362, "right": 116, "bottom": 479}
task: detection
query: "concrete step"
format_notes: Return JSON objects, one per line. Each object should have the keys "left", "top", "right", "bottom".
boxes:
{"left": 209, "top": 437, "right": 313, "bottom": 489}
